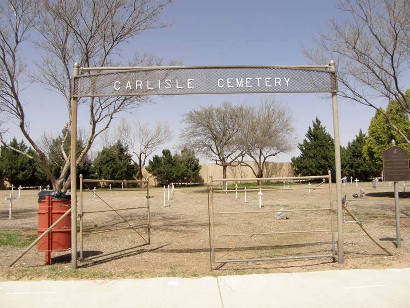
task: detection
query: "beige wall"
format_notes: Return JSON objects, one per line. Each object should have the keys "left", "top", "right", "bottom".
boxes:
{"left": 143, "top": 162, "right": 293, "bottom": 185}
{"left": 199, "top": 162, "right": 293, "bottom": 183}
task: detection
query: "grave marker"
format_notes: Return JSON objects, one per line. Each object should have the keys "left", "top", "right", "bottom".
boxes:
{"left": 5, "top": 193, "right": 17, "bottom": 220}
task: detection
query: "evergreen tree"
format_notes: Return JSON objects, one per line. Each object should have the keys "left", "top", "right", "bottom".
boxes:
{"left": 342, "top": 130, "right": 377, "bottom": 180}
{"left": 291, "top": 118, "right": 335, "bottom": 179}
{"left": 363, "top": 92, "right": 410, "bottom": 173}
{"left": 92, "top": 141, "right": 136, "bottom": 180}
{"left": 146, "top": 148, "right": 202, "bottom": 185}
{"left": 0, "top": 138, "right": 48, "bottom": 186}
{"left": 175, "top": 148, "right": 202, "bottom": 183}
{"left": 146, "top": 149, "right": 178, "bottom": 185}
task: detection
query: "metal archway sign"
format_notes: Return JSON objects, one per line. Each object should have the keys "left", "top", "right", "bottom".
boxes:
{"left": 72, "top": 65, "right": 337, "bottom": 97}
{"left": 69, "top": 63, "right": 344, "bottom": 268}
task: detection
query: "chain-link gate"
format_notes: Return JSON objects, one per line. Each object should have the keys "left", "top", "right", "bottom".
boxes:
{"left": 208, "top": 175, "right": 335, "bottom": 268}
{"left": 79, "top": 177, "right": 151, "bottom": 263}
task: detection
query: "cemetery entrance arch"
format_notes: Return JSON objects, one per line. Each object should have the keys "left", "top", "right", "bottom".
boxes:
{"left": 69, "top": 63, "right": 344, "bottom": 268}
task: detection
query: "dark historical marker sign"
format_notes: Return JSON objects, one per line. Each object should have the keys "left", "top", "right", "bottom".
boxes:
{"left": 383, "top": 146, "right": 409, "bottom": 182}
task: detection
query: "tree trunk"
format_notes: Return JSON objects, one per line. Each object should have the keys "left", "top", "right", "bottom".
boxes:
{"left": 256, "top": 168, "right": 263, "bottom": 186}
{"left": 222, "top": 164, "right": 227, "bottom": 190}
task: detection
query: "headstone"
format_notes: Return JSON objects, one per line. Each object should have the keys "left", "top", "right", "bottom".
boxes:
{"left": 275, "top": 206, "right": 288, "bottom": 220}
{"left": 359, "top": 189, "right": 366, "bottom": 198}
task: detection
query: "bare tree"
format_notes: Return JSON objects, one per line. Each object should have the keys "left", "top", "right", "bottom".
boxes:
{"left": 182, "top": 102, "right": 246, "bottom": 181}
{"left": 240, "top": 99, "right": 294, "bottom": 180}
{"left": 305, "top": 0, "right": 409, "bottom": 144}
{"left": 117, "top": 119, "right": 171, "bottom": 180}
{"left": 0, "top": 0, "right": 172, "bottom": 191}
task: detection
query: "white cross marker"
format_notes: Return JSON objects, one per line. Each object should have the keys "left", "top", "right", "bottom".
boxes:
{"left": 5, "top": 192, "right": 17, "bottom": 220}
{"left": 258, "top": 188, "right": 263, "bottom": 208}
{"left": 244, "top": 186, "right": 247, "bottom": 203}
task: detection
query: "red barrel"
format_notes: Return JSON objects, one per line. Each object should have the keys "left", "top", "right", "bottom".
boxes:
{"left": 38, "top": 192, "right": 71, "bottom": 265}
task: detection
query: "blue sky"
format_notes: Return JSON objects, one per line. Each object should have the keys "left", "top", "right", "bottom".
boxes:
{"left": 10, "top": 0, "right": 409, "bottom": 162}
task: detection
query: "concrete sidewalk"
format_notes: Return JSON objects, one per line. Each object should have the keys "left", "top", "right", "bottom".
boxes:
{"left": 1, "top": 268, "right": 410, "bottom": 308}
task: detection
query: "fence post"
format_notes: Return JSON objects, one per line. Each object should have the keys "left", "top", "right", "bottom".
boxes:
{"left": 235, "top": 183, "right": 238, "bottom": 199}
{"left": 163, "top": 185, "right": 166, "bottom": 208}
{"left": 330, "top": 59, "right": 344, "bottom": 264}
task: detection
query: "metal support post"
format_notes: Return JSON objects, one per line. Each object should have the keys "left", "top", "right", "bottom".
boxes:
{"left": 146, "top": 181, "right": 151, "bottom": 244}
{"left": 328, "top": 170, "right": 336, "bottom": 258}
{"left": 330, "top": 60, "right": 344, "bottom": 263}
{"left": 79, "top": 174, "right": 83, "bottom": 260}
{"left": 394, "top": 181, "right": 401, "bottom": 248}
{"left": 70, "top": 62, "right": 79, "bottom": 269}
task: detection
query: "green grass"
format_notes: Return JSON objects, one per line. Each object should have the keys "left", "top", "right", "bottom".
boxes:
{"left": 4, "top": 265, "right": 199, "bottom": 280}
{"left": 0, "top": 232, "right": 37, "bottom": 248}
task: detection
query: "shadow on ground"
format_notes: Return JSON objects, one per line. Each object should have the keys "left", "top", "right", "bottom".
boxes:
{"left": 79, "top": 244, "right": 166, "bottom": 268}
{"left": 366, "top": 192, "right": 410, "bottom": 198}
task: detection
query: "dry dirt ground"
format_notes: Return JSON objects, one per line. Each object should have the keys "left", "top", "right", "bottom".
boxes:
{"left": 0, "top": 180, "right": 409, "bottom": 280}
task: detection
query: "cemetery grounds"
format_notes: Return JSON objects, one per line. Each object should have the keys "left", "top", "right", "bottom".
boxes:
{"left": 0, "top": 180, "right": 409, "bottom": 280}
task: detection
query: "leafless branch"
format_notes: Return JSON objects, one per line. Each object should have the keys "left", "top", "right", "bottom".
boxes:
{"left": 181, "top": 102, "right": 246, "bottom": 179}
{"left": 117, "top": 118, "right": 171, "bottom": 180}
{"left": 0, "top": 0, "right": 172, "bottom": 191}
{"left": 305, "top": 0, "right": 409, "bottom": 144}
{"left": 239, "top": 98, "right": 294, "bottom": 178}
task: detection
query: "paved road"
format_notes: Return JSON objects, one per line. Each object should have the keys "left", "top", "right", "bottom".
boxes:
{"left": 1, "top": 268, "right": 410, "bottom": 308}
